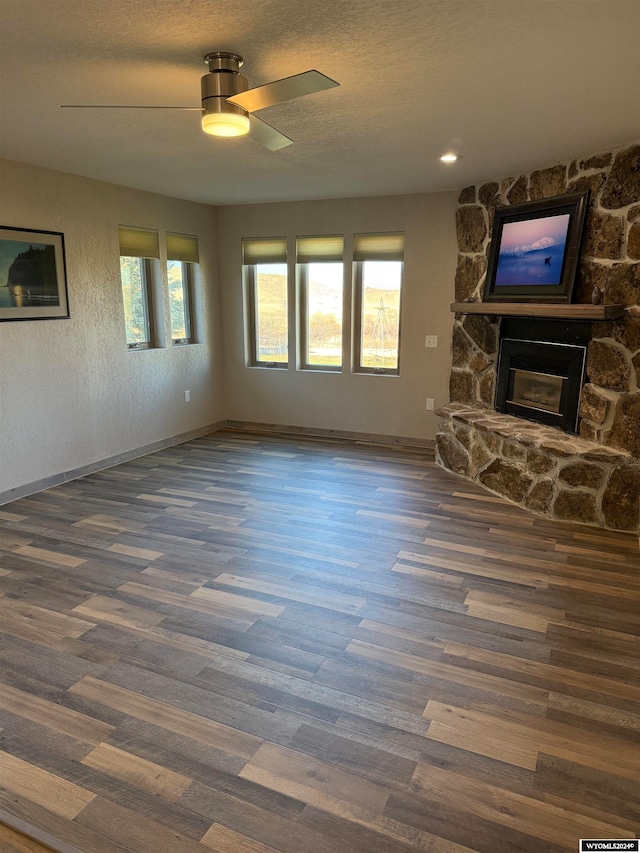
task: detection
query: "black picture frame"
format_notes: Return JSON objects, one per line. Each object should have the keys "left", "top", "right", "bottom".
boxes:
{"left": 483, "top": 191, "right": 589, "bottom": 303}
{"left": 0, "top": 226, "right": 69, "bottom": 321}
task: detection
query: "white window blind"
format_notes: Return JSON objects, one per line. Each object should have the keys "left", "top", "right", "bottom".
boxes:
{"left": 353, "top": 232, "right": 404, "bottom": 262}
{"left": 296, "top": 235, "right": 344, "bottom": 263}
{"left": 118, "top": 227, "right": 160, "bottom": 259}
{"left": 242, "top": 237, "right": 287, "bottom": 265}
{"left": 166, "top": 232, "right": 199, "bottom": 264}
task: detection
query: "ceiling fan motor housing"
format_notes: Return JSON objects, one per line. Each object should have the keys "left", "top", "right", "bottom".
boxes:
{"left": 201, "top": 51, "right": 249, "bottom": 121}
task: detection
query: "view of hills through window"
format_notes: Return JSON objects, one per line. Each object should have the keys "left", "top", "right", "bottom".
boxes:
{"left": 255, "top": 261, "right": 401, "bottom": 367}
{"left": 255, "top": 263, "right": 288, "bottom": 362}
{"left": 120, "top": 256, "right": 147, "bottom": 344}
{"left": 305, "top": 262, "right": 343, "bottom": 366}
{"left": 359, "top": 260, "right": 402, "bottom": 369}
{"left": 167, "top": 260, "right": 190, "bottom": 341}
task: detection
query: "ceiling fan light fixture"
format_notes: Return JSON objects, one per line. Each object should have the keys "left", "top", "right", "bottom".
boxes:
{"left": 439, "top": 153, "right": 461, "bottom": 163}
{"left": 62, "top": 50, "right": 338, "bottom": 152}
{"left": 202, "top": 111, "right": 250, "bottom": 137}
{"left": 200, "top": 53, "right": 250, "bottom": 138}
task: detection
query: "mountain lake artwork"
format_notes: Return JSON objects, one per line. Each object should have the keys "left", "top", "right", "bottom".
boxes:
{"left": 494, "top": 213, "right": 570, "bottom": 287}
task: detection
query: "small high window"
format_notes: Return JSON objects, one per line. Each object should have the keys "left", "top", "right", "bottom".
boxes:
{"left": 166, "top": 232, "right": 199, "bottom": 345}
{"left": 242, "top": 237, "right": 288, "bottom": 367}
{"left": 296, "top": 235, "right": 344, "bottom": 371}
{"left": 352, "top": 233, "right": 404, "bottom": 375}
{"left": 118, "top": 226, "right": 160, "bottom": 350}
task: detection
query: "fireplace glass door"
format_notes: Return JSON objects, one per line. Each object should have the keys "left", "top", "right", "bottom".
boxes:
{"left": 510, "top": 369, "right": 564, "bottom": 415}
{"left": 495, "top": 337, "right": 587, "bottom": 433}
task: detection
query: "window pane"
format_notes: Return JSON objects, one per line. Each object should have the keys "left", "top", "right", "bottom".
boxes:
{"left": 360, "top": 261, "right": 402, "bottom": 369}
{"left": 120, "top": 256, "right": 148, "bottom": 344}
{"left": 168, "top": 260, "right": 191, "bottom": 341}
{"left": 256, "top": 263, "right": 288, "bottom": 363}
{"left": 306, "top": 262, "right": 343, "bottom": 367}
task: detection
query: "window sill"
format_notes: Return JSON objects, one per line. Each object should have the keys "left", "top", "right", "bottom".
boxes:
{"left": 353, "top": 369, "right": 400, "bottom": 377}
{"left": 247, "top": 363, "right": 289, "bottom": 370}
{"left": 299, "top": 367, "right": 342, "bottom": 374}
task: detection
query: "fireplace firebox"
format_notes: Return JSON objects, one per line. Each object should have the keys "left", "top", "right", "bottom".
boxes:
{"left": 494, "top": 319, "right": 591, "bottom": 433}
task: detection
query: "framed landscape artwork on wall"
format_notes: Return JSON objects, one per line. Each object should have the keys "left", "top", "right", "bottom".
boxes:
{"left": 483, "top": 191, "right": 589, "bottom": 303}
{"left": 0, "top": 226, "right": 69, "bottom": 321}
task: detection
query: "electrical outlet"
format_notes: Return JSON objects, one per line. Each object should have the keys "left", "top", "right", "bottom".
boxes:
{"left": 425, "top": 335, "right": 438, "bottom": 348}
{"left": 184, "top": 390, "right": 191, "bottom": 403}
{"left": 426, "top": 398, "right": 435, "bottom": 410}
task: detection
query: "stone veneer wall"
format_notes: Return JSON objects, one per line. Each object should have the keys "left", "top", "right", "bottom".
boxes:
{"left": 436, "top": 404, "right": 636, "bottom": 530}
{"left": 438, "top": 142, "right": 640, "bottom": 530}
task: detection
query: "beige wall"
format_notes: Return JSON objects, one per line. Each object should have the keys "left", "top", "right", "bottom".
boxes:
{"left": 216, "top": 192, "right": 458, "bottom": 442}
{"left": 0, "top": 159, "right": 224, "bottom": 496}
{"left": 0, "top": 162, "right": 458, "bottom": 500}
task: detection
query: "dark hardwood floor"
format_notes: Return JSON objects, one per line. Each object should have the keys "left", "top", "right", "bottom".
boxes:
{"left": 0, "top": 430, "right": 638, "bottom": 853}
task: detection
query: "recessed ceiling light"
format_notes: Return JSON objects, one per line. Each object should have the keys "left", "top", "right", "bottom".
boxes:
{"left": 440, "top": 153, "right": 461, "bottom": 163}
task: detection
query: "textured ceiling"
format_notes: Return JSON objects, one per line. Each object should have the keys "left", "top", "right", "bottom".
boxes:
{"left": 0, "top": 0, "right": 639, "bottom": 205}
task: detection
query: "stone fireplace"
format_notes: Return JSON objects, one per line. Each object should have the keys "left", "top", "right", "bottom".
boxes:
{"left": 495, "top": 318, "right": 590, "bottom": 432}
{"left": 437, "top": 142, "right": 640, "bottom": 531}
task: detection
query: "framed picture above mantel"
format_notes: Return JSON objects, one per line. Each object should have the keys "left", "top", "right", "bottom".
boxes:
{"left": 0, "top": 226, "right": 69, "bottom": 321}
{"left": 483, "top": 191, "right": 589, "bottom": 304}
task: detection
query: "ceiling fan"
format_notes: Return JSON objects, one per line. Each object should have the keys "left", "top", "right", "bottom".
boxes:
{"left": 61, "top": 51, "right": 339, "bottom": 151}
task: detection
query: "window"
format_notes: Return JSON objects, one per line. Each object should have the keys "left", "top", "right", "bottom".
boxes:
{"left": 118, "top": 226, "right": 159, "bottom": 350}
{"left": 167, "top": 261, "right": 192, "bottom": 343}
{"left": 243, "top": 237, "right": 288, "bottom": 367}
{"left": 296, "top": 235, "right": 344, "bottom": 370}
{"left": 352, "top": 232, "right": 404, "bottom": 375}
{"left": 166, "top": 232, "right": 199, "bottom": 345}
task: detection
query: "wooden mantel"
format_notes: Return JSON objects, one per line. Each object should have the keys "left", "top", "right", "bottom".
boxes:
{"left": 450, "top": 302, "right": 625, "bottom": 320}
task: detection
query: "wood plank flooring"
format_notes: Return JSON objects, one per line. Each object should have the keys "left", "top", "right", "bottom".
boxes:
{"left": 0, "top": 823, "right": 55, "bottom": 852}
{"left": 0, "top": 429, "right": 638, "bottom": 852}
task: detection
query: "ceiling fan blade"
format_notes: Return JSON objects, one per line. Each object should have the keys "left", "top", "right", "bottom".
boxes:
{"left": 227, "top": 70, "right": 338, "bottom": 113}
{"left": 249, "top": 115, "right": 293, "bottom": 151}
{"left": 60, "top": 105, "right": 202, "bottom": 110}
